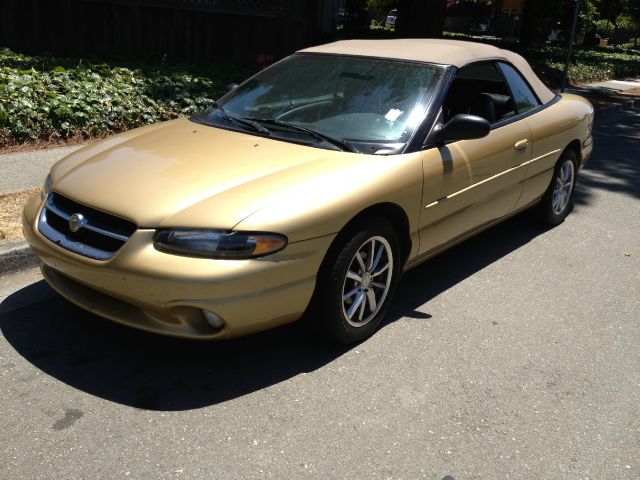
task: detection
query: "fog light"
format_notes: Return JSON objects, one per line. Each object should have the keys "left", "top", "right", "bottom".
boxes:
{"left": 202, "top": 310, "right": 224, "bottom": 329}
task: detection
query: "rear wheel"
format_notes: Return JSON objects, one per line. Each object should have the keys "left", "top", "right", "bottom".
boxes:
{"left": 536, "top": 149, "right": 577, "bottom": 225}
{"left": 312, "top": 218, "right": 401, "bottom": 344}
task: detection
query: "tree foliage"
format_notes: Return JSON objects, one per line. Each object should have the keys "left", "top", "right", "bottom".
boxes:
{"left": 395, "top": 0, "right": 447, "bottom": 37}
{"left": 366, "top": 0, "right": 398, "bottom": 17}
{"left": 520, "top": 0, "right": 640, "bottom": 44}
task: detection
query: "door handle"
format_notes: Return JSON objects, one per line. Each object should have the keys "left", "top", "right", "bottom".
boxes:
{"left": 514, "top": 139, "right": 529, "bottom": 151}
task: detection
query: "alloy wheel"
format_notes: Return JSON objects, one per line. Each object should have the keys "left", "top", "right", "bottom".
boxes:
{"left": 552, "top": 159, "right": 575, "bottom": 215}
{"left": 341, "top": 236, "right": 393, "bottom": 327}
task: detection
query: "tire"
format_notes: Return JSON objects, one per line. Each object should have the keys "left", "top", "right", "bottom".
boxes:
{"left": 311, "top": 217, "right": 402, "bottom": 344}
{"left": 536, "top": 149, "right": 578, "bottom": 226}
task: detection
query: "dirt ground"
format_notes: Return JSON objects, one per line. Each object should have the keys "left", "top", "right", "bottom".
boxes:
{"left": 0, "top": 136, "right": 91, "bottom": 155}
{"left": 0, "top": 188, "right": 39, "bottom": 243}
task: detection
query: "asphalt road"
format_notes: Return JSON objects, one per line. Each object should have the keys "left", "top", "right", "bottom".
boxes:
{"left": 1, "top": 107, "right": 638, "bottom": 480}
{"left": 0, "top": 145, "right": 83, "bottom": 194}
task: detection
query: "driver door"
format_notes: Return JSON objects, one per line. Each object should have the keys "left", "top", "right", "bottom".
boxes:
{"left": 417, "top": 62, "right": 533, "bottom": 257}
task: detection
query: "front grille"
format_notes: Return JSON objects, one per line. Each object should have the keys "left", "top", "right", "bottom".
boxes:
{"left": 38, "top": 193, "right": 137, "bottom": 260}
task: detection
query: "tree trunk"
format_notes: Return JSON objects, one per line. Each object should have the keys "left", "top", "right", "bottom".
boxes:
{"left": 396, "top": 0, "right": 447, "bottom": 38}
{"left": 494, "top": 0, "right": 504, "bottom": 18}
{"left": 519, "top": 0, "right": 551, "bottom": 46}
{"left": 520, "top": 0, "right": 536, "bottom": 46}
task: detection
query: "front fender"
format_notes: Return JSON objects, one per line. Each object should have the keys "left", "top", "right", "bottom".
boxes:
{"left": 235, "top": 151, "right": 424, "bottom": 244}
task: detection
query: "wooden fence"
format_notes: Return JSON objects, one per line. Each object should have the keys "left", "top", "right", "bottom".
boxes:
{"left": 0, "top": 0, "right": 325, "bottom": 64}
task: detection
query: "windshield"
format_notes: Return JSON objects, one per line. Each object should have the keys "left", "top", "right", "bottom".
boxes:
{"left": 192, "top": 54, "right": 444, "bottom": 149}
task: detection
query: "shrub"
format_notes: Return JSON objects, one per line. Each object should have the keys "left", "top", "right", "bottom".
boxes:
{"left": 595, "top": 19, "right": 616, "bottom": 39}
{"left": 0, "top": 48, "right": 246, "bottom": 147}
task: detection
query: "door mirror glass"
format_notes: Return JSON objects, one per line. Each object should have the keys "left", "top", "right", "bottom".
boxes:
{"left": 430, "top": 114, "right": 491, "bottom": 146}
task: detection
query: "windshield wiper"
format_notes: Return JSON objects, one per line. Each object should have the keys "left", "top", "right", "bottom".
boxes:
{"left": 210, "top": 106, "right": 356, "bottom": 152}
{"left": 244, "top": 118, "right": 358, "bottom": 153}
{"left": 212, "top": 103, "right": 271, "bottom": 135}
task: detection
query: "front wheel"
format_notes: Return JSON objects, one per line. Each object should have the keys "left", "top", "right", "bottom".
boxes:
{"left": 536, "top": 150, "right": 577, "bottom": 225}
{"left": 311, "top": 218, "right": 401, "bottom": 344}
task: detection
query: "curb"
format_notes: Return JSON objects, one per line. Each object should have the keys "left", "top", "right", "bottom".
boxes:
{"left": 0, "top": 240, "right": 39, "bottom": 277}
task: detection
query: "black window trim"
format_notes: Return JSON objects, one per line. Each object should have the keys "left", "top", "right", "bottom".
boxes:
{"left": 294, "top": 53, "right": 453, "bottom": 155}
{"left": 493, "top": 60, "right": 542, "bottom": 121}
{"left": 490, "top": 93, "right": 560, "bottom": 130}
{"left": 421, "top": 60, "right": 561, "bottom": 149}
{"left": 404, "top": 65, "right": 457, "bottom": 153}
{"left": 201, "top": 52, "right": 450, "bottom": 155}
{"left": 439, "top": 59, "right": 514, "bottom": 128}
{"left": 427, "top": 60, "right": 562, "bottom": 143}
{"left": 495, "top": 60, "right": 542, "bottom": 107}
{"left": 422, "top": 59, "right": 509, "bottom": 149}
{"left": 193, "top": 52, "right": 560, "bottom": 155}
{"left": 489, "top": 59, "right": 562, "bottom": 130}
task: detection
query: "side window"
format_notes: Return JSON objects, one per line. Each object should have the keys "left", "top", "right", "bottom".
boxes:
{"left": 441, "top": 62, "right": 516, "bottom": 124}
{"left": 497, "top": 62, "right": 541, "bottom": 114}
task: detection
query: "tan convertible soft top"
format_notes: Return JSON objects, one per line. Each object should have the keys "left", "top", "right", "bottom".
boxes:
{"left": 299, "top": 39, "right": 556, "bottom": 105}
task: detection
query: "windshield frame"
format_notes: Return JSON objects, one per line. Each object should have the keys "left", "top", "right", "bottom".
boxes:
{"left": 190, "top": 53, "right": 451, "bottom": 155}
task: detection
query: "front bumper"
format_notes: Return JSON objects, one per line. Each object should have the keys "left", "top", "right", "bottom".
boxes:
{"left": 23, "top": 194, "right": 334, "bottom": 339}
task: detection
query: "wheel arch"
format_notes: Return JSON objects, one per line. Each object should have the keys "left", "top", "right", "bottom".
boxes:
{"left": 332, "top": 202, "right": 412, "bottom": 267}
{"left": 565, "top": 139, "right": 582, "bottom": 165}
{"left": 304, "top": 201, "right": 412, "bottom": 340}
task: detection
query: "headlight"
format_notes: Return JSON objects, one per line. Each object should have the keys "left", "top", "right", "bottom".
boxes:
{"left": 153, "top": 229, "right": 288, "bottom": 259}
{"left": 40, "top": 174, "right": 52, "bottom": 200}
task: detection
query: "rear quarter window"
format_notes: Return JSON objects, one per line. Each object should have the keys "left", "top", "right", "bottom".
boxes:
{"left": 497, "top": 62, "right": 541, "bottom": 114}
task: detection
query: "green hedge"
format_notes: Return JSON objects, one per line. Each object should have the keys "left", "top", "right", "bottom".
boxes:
{"left": 526, "top": 44, "right": 640, "bottom": 86}
{"left": 0, "top": 48, "right": 245, "bottom": 147}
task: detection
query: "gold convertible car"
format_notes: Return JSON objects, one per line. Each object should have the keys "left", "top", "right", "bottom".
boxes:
{"left": 23, "top": 39, "right": 594, "bottom": 343}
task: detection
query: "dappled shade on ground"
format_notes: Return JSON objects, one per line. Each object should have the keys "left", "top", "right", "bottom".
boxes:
{"left": 574, "top": 106, "right": 640, "bottom": 206}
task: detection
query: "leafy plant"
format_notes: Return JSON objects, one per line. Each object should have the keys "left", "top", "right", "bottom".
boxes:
{"left": 0, "top": 48, "right": 247, "bottom": 147}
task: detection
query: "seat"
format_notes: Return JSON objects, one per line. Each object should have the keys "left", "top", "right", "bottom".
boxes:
{"left": 470, "top": 93, "right": 496, "bottom": 124}
{"left": 485, "top": 93, "right": 516, "bottom": 120}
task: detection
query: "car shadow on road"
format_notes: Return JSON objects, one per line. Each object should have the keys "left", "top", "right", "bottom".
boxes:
{"left": 574, "top": 106, "right": 640, "bottom": 207}
{"left": 0, "top": 213, "right": 551, "bottom": 411}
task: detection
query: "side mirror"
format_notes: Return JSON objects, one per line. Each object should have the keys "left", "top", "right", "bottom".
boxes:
{"left": 227, "top": 83, "right": 239, "bottom": 92}
{"left": 430, "top": 114, "right": 491, "bottom": 146}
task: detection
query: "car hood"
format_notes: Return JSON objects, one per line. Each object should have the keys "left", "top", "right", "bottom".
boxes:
{"left": 50, "top": 118, "right": 346, "bottom": 229}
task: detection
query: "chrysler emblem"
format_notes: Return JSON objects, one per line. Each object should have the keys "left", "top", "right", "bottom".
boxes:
{"left": 69, "top": 213, "right": 85, "bottom": 233}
